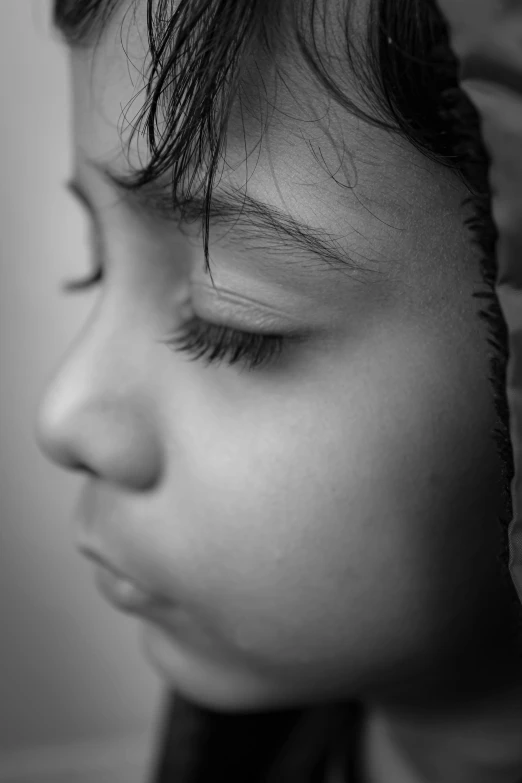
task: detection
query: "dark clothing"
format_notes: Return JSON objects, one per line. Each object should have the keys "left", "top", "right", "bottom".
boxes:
{"left": 150, "top": 694, "right": 366, "bottom": 783}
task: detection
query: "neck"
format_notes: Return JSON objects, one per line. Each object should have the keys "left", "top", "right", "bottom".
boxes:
{"left": 360, "top": 616, "right": 522, "bottom": 783}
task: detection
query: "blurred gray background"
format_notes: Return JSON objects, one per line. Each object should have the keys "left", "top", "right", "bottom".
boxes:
{"left": 0, "top": 2, "right": 163, "bottom": 781}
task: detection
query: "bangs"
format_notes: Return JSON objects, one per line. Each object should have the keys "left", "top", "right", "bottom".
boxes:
{"left": 53, "top": 0, "right": 472, "bottom": 272}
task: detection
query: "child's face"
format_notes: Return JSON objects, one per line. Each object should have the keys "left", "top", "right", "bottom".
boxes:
{"left": 38, "top": 6, "right": 508, "bottom": 711}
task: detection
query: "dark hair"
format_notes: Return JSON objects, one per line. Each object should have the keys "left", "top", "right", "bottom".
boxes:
{"left": 53, "top": 0, "right": 522, "bottom": 780}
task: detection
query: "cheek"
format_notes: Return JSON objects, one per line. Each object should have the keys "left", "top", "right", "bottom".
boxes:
{"left": 147, "top": 321, "right": 500, "bottom": 675}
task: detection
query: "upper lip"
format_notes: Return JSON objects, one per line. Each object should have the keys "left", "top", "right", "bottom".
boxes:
{"left": 78, "top": 543, "right": 138, "bottom": 585}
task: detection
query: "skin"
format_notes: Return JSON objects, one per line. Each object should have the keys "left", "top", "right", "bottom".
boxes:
{"left": 37, "top": 2, "right": 522, "bottom": 781}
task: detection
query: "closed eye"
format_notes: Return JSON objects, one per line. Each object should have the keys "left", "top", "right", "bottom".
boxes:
{"left": 62, "top": 266, "right": 302, "bottom": 372}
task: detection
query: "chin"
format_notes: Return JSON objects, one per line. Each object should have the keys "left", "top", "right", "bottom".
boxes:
{"left": 138, "top": 620, "right": 316, "bottom": 714}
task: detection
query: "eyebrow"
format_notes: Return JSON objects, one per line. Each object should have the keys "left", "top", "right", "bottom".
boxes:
{"left": 68, "top": 159, "right": 381, "bottom": 282}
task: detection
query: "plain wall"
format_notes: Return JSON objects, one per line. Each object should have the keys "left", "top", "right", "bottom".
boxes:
{"left": 0, "top": 2, "right": 164, "bottom": 780}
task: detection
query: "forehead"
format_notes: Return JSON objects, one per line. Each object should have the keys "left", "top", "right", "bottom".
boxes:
{"left": 69, "top": 0, "right": 359, "bottom": 163}
{"left": 68, "top": 0, "right": 462, "bottom": 268}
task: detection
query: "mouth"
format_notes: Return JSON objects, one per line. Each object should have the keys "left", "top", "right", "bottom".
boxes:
{"left": 93, "top": 563, "right": 169, "bottom": 614}
{"left": 78, "top": 545, "right": 171, "bottom": 615}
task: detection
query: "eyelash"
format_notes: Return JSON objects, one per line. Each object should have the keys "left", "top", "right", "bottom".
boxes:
{"left": 62, "top": 268, "right": 288, "bottom": 372}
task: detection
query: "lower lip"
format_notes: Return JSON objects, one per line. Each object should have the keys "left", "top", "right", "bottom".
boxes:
{"left": 94, "top": 565, "right": 170, "bottom": 615}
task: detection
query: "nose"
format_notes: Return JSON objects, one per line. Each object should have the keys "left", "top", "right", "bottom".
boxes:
{"left": 35, "top": 328, "right": 163, "bottom": 491}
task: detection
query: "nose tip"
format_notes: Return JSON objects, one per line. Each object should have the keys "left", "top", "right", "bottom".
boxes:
{"left": 34, "top": 380, "right": 82, "bottom": 471}
{"left": 35, "top": 373, "right": 164, "bottom": 491}
{"left": 34, "top": 336, "right": 165, "bottom": 490}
